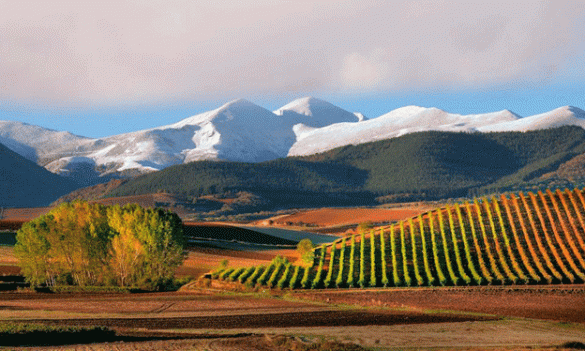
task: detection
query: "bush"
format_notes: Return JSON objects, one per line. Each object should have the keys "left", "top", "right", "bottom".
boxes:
{"left": 297, "top": 238, "right": 315, "bottom": 266}
{"left": 0, "top": 322, "right": 116, "bottom": 346}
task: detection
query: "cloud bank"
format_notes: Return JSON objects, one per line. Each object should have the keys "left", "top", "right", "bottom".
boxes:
{"left": 1, "top": 0, "right": 584, "bottom": 107}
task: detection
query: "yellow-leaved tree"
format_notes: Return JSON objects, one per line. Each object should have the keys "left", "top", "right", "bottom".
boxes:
{"left": 15, "top": 202, "right": 185, "bottom": 290}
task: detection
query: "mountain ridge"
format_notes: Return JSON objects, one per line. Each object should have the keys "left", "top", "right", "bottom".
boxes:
{"left": 1, "top": 98, "right": 585, "bottom": 187}
{"left": 0, "top": 142, "right": 79, "bottom": 207}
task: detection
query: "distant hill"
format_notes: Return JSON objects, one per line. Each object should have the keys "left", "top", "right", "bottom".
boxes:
{"left": 102, "top": 126, "right": 585, "bottom": 208}
{"left": 0, "top": 143, "right": 79, "bottom": 208}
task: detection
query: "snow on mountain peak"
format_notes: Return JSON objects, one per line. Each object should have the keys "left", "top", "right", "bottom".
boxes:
{"left": 275, "top": 96, "right": 335, "bottom": 116}
{"left": 353, "top": 112, "right": 368, "bottom": 121}
{"left": 274, "top": 97, "right": 361, "bottom": 128}
{"left": 559, "top": 106, "right": 585, "bottom": 117}
{"left": 2, "top": 99, "right": 585, "bottom": 187}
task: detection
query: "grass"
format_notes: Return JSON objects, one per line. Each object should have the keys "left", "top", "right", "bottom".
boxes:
{"left": 0, "top": 322, "right": 116, "bottom": 346}
{"left": 0, "top": 232, "right": 16, "bottom": 246}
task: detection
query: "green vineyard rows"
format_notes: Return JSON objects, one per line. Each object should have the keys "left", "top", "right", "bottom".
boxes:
{"left": 211, "top": 188, "right": 585, "bottom": 289}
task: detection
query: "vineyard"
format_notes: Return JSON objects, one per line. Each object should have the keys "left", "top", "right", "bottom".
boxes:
{"left": 210, "top": 189, "right": 585, "bottom": 288}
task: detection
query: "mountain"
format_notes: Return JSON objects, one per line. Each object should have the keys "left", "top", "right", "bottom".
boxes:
{"left": 288, "top": 106, "right": 520, "bottom": 156}
{"left": 0, "top": 98, "right": 363, "bottom": 185}
{"left": 2, "top": 99, "right": 585, "bottom": 188}
{"left": 274, "top": 96, "right": 362, "bottom": 131}
{"left": 0, "top": 142, "right": 79, "bottom": 207}
{"left": 0, "top": 120, "right": 90, "bottom": 163}
{"left": 478, "top": 106, "right": 585, "bottom": 132}
{"left": 104, "top": 126, "right": 585, "bottom": 208}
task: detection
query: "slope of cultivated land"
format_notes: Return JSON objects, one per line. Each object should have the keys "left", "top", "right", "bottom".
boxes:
{"left": 259, "top": 206, "right": 432, "bottom": 234}
{"left": 211, "top": 187, "right": 585, "bottom": 289}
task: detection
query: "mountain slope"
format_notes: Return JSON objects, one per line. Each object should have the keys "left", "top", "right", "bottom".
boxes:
{"left": 0, "top": 142, "right": 79, "bottom": 207}
{"left": 2, "top": 99, "right": 585, "bottom": 187}
{"left": 105, "top": 126, "right": 585, "bottom": 206}
{"left": 479, "top": 106, "right": 585, "bottom": 132}
{"left": 288, "top": 106, "right": 520, "bottom": 156}
{"left": 1, "top": 98, "right": 358, "bottom": 183}
{"left": 0, "top": 120, "right": 91, "bottom": 163}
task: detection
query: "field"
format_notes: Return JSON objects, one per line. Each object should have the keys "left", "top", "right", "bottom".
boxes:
{"left": 1, "top": 199, "right": 585, "bottom": 350}
{"left": 221, "top": 189, "right": 585, "bottom": 291}
{"left": 0, "top": 287, "right": 583, "bottom": 350}
{"left": 257, "top": 205, "right": 433, "bottom": 235}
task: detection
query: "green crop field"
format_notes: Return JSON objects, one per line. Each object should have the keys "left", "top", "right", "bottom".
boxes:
{"left": 211, "top": 188, "right": 585, "bottom": 288}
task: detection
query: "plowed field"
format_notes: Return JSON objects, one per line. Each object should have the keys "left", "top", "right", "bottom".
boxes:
{"left": 265, "top": 207, "right": 429, "bottom": 230}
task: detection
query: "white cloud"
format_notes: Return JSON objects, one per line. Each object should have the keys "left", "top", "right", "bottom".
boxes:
{"left": 340, "top": 49, "right": 390, "bottom": 90}
{"left": 0, "top": 0, "right": 583, "bottom": 108}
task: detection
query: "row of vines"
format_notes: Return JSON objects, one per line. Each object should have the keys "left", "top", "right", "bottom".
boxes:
{"left": 211, "top": 188, "right": 585, "bottom": 288}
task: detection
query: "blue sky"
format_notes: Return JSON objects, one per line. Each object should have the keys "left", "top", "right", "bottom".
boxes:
{"left": 1, "top": 1, "right": 585, "bottom": 138}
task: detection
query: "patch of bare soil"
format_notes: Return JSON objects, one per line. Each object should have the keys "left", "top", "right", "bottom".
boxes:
{"left": 261, "top": 207, "right": 429, "bottom": 235}
{"left": 6, "top": 334, "right": 372, "bottom": 351}
{"left": 292, "top": 286, "right": 585, "bottom": 324}
{"left": 0, "top": 208, "right": 50, "bottom": 222}
{"left": 3, "top": 288, "right": 585, "bottom": 351}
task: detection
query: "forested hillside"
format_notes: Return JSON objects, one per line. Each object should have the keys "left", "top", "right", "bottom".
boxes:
{"left": 105, "top": 126, "right": 585, "bottom": 207}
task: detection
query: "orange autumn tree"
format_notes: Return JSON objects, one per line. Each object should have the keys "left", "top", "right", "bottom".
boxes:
{"left": 15, "top": 202, "right": 185, "bottom": 289}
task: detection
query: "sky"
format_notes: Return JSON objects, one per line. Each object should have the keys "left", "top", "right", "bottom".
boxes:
{"left": 1, "top": 0, "right": 585, "bottom": 138}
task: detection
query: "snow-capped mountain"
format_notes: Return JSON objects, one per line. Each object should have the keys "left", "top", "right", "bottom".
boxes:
{"left": 0, "top": 98, "right": 361, "bottom": 181}
{"left": 1, "top": 97, "right": 585, "bottom": 186}
{"left": 288, "top": 106, "right": 521, "bottom": 156}
{"left": 0, "top": 120, "right": 91, "bottom": 163}
{"left": 477, "top": 106, "right": 585, "bottom": 132}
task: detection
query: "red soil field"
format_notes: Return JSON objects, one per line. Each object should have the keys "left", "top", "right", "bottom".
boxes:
{"left": 269, "top": 207, "right": 426, "bottom": 227}
{"left": 0, "top": 207, "right": 50, "bottom": 222}
{"left": 293, "top": 286, "right": 585, "bottom": 324}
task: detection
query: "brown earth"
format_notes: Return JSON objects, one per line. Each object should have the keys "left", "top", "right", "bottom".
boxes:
{"left": 2, "top": 287, "right": 585, "bottom": 351}
{"left": 291, "top": 286, "right": 585, "bottom": 324}
{"left": 260, "top": 207, "right": 431, "bottom": 234}
{"left": 0, "top": 208, "right": 50, "bottom": 222}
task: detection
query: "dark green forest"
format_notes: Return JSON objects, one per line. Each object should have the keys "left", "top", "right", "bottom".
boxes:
{"left": 107, "top": 126, "right": 585, "bottom": 207}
